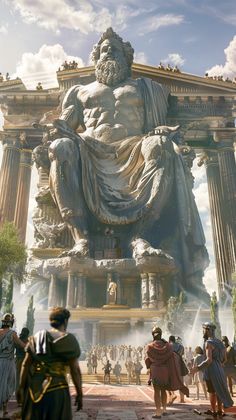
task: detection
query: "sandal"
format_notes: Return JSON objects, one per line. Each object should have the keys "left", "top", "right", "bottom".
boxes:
{"left": 204, "top": 410, "right": 217, "bottom": 417}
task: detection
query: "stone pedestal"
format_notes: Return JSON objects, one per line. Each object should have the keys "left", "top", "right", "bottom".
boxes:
{"left": 26, "top": 252, "right": 176, "bottom": 310}
{"left": 0, "top": 139, "right": 21, "bottom": 222}
{"left": 14, "top": 149, "right": 32, "bottom": 242}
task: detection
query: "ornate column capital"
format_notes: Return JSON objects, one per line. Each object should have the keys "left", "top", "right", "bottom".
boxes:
{"left": 213, "top": 129, "right": 235, "bottom": 151}
{"left": 198, "top": 151, "right": 218, "bottom": 168}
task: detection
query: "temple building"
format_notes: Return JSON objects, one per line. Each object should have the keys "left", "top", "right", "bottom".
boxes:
{"left": 0, "top": 62, "right": 235, "bottom": 344}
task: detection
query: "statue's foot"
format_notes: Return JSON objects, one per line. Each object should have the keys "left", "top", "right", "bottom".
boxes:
{"left": 59, "top": 239, "right": 89, "bottom": 257}
{"left": 131, "top": 237, "right": 171, "bottom": 259}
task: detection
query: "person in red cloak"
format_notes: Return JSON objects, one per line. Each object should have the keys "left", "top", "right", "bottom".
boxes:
{"left": 145, "top": 326, "right": 189, "bottom": 418}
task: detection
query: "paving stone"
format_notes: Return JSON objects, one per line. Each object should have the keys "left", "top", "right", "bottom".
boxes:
{"left": 96, "top": 409, "right": 138, "bottom": 420}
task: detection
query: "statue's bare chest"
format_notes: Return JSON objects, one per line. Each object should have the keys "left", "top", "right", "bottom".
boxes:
{"left": 80, "top": 81, "right": 142, "bottom": 111}
{"left": 79, "top": 81, "right": 144, "bottom": 139}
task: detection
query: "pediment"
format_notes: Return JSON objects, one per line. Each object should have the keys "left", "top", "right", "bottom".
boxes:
{"left": 132, "top": 63, "right": 236, "bottom": 96}
{"left": 57, "top": 62, "right": 236, "bottom": 97}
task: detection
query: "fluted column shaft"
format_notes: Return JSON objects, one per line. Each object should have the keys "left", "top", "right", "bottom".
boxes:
{"left": 14, "top": 149, "right": 32, "bottom": 242}
{"left": 48, "top": 274, "right": 59, "bottom": 308}
{"left": 148, "top": 273, "right": 157, "bottom": 308}
{"left": 0, "top": 139, "right": 21, "bottom": 222}
{"left": 155, "top": 275, "right": 164, "bottom": 309}
{"left": 217, "top": 142, "right": 236, "bottom": 274}
{"left": 205, "top": 153, "right": 231, "bottom": 290}
{"left": 76, "top": 273, "right": 87, "bottom": 308}
{"left": 66, "top": 272, "right": 75, "bottom": 308}
{"left": 92, "top": 323, "right": 98, "bottom": 346}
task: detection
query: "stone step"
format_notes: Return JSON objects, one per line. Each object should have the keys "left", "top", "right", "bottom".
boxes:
{"left": 82, "top": 373, "right": 149, "bottom": 384}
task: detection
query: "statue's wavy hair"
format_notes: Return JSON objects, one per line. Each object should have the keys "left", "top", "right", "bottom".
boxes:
{"left": 90, "top": 27, "right": 134, "bottom": 74}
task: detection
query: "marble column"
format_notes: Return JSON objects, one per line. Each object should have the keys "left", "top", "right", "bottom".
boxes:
{"left": 217, "top": 139, "right": 236, "bottom": 276}
{"left": 92, "top": 322, "right": 98, "bottom": 346}
{"left": 14, "top": 149, "right": 32, "bottom": 242}
{"left": 204, "top": 152, "right": 231, "bottom": 290}
{"left": 76, "top": 273, "right": 86, "bottom": 308}
{"left": 148, "top": 273, "right": 157, "bottom": 308}
{"left": 66, "top": 272, "right": 75, "bottom": 308}
{"left": 48, "top": 274, "right": 58, "bottom": 308}
{"left": 155, "top": 275, "right": 164, "bottom": 309}
{"left": 0, "top": 138, "right": 21, "bottom": 222}
{"left": 140, "top": 273, "right": 149, "bottom": 308}
{"left": 114, "top": 272, "right": 122, "bottom": 305}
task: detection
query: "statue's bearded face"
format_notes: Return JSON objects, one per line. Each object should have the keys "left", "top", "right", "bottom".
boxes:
{"left": 95, "top": 38, "right": 130, "bottom": 86}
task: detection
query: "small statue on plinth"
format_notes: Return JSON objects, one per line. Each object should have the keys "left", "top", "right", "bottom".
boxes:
{"left": 107, "top": 274, "right": 117, "bottom": 305}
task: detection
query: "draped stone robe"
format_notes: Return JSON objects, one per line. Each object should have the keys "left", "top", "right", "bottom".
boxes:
{"left": 49, "top": 77, "right": 209, "bottom": 288}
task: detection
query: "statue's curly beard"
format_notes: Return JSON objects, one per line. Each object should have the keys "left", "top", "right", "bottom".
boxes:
{"left": 95, "top": 57, "right": 130, "bottom": 86}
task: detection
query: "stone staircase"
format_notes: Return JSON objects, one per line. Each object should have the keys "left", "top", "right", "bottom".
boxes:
{"left": 82, "top": 373, "right": 149, "bottom": 384}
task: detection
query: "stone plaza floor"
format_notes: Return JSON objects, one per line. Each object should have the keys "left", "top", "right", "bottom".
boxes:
{"left": 3, "top": 384, "right": 236, "bottom": 420}
{"left": 71, "top": 384, "right": 236, "bottom": 420}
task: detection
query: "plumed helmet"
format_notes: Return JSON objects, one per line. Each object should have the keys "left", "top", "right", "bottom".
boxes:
{"left": 152, "top": 326, "right": 162, "bottom": 336}
{"left": 202, "top": 322, "right": 216, "bottom": 330}
{"left": 1, "top": 313, "right": 14, "bottom": 327}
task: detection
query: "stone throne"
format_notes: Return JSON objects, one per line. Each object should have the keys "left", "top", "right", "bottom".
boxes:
{"left": 28, "top": 135, "right": 179, "bottom": 311}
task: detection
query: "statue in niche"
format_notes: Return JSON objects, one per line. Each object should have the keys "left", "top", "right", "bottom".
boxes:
{"left": 38, "top": 27, "right": 209, "bottom": 298}
{"left": 107, "top": 274, "right": 117, "bottom": 305}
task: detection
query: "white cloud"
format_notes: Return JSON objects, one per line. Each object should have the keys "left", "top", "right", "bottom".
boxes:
{"left": 206, "top": 35, "right": 236, "bottom": 79}
{"left": 192, "top": 158, "right": 217, "bottom": 294}
{"left": 9, "top": 0, "right": 126, "bottom": 34}
{"left": 14, "top": 43, "right": 84, "bottom": 89}
{"left": 162, "top": 53, "right": 185, "bottom": 67}
{"left": 203, "top": 267, "right": 218, "bottom": 295}
{"left": 0, "top": 24, "right": 8, "bottom": 35}
{"left": 134, "top": 51, "right": 148, "bottom": 64}
{"left": 193, "top": 181, "right": 209, "bottom": 213}
{"left": 139, "top": 13, "right": 184, "bottom": 35}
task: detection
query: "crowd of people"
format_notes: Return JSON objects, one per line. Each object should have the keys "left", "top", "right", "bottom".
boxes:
{"left": 85, "top": 344, "right": 144, "bottom": 385}
{"left": 145, "top": 324, "right": 235, "bottom": 418}
{"left": 0, "top": 310, "right": 236, "bottom": 419}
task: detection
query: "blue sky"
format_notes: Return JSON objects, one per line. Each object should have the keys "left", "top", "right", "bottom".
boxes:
{"left": 0, "top": 0, "right": 236, "bottom": 86}
{"left": 0, "top": 0, "right": 236, "bottom": 294}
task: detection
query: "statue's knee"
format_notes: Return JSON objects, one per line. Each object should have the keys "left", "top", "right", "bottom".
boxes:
{"left": 49, "top": 137, "right": 78, "bottom": 162}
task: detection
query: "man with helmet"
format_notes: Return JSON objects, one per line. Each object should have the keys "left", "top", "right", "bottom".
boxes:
{"left": 192, "top": 322, "right": 233, "bottom": 417}
{"left": 145, "top": 326, "right": 189, "bottom": 418}
{"left": 0, "top": 313, "right": 25, "bottom": 416}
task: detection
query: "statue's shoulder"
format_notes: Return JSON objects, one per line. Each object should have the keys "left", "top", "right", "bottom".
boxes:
{"left": 62, "top": 84, "right": 82, "bottom": 107}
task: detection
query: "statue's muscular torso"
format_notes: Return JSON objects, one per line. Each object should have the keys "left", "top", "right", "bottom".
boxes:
{"left": 77, "top": 78, "right": 145, "bottom": 142}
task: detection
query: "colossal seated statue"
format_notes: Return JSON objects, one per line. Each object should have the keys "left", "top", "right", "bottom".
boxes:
{"left": 40, "top": 28, "right": 208, "bottom": 297}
